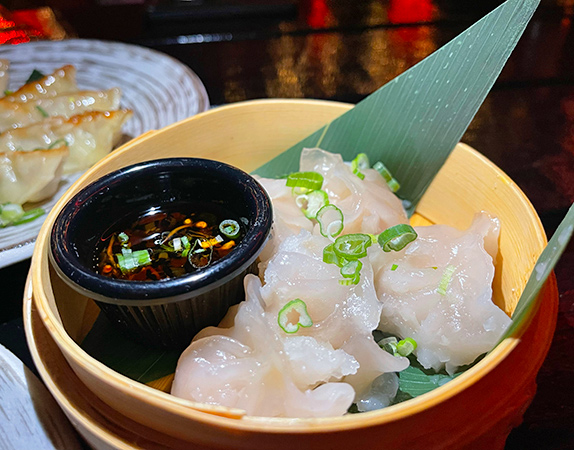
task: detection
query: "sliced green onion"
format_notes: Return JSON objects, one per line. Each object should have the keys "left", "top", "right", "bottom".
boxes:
{"left": 352, "top": 153, "right": 370, "bottom": 171}
{"left": 11, "top": 208, "right": 44, "bottom": 225}
{"left": 391, "top": 264, "right": 398, "bottom": 271}
{"left": 339, "top": 275, "right": 360, "bottom": 286}
{"left": 378, "top": 336, "right": 417, "bottom": 357}
{"left": 396, "top": 337, "right": 417, "bottom": 357}
{"left": 219, "top": 219, "right": 241, "bottom": 239}
{"left": 173, "top": 237, "right": 182, "bottom": 252}
{"left": 351, "top": 153, "right": 370, "bottom": 180}
{"left": 296, "top": 189, "right": 329, "bottom": 219}
{"left": 378, "top": 224, "right": 418, "bottom": 252}
{"left": 291, "top": 186, "right": 312, "bottom": 196}
{"left": 35, "top": 105, "right": 49, "bottom": 118}
{"left": 437, "top": 264, "right": 456, "bottom": 295}
{"left": 378, "top": 336, "right": 398, "bottom": 354}
{"left": 118, "top": 232, "right": 129, "bottom": 244}
{"left": 316, "top": 204, "right": 344, "bottom": 239}
{"left": 0, "top": 203, "right": 44, "bottom": 227}
{"left": 323, "top": 243, "right": 339, "bottom": 265}
{"left": 373, "top": 161, "right": 401, "bottom": 192}
{"left": 116, "top": 249, "right": 151, "bottom": 274}
{"left": 26, "top": 69, "right": 45, "bottom": 84}
{"left": 4, "top": 90, "right": 13, "bottom": 96}
{"left": 278, "top": 299, "right": 313, "bottom": 333}
{"left": 339, "top": 260, "right": 362, "bottom": 285}
{"left": 48, "top": 138, "right": 69, "bottom": 149}
{"left": 286, "top": 171, "right": 324, "bottom": 190}
{"left": 181, "top": 235, "right": 191, "bottom": 257}
{"left": 340, "top": 260, "right": 362, "bottom": 278}
{"left": 333, "top": 233, "right": 372, "bottom": 260}
{"left": 0, "top": 203, "right": 24, "bottom": 222}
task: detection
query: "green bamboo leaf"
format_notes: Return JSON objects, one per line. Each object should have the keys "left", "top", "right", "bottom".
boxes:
{"left": 254, "top": 0, "right": 539, "bottom": 214}
{"left": 500, "top": 203, "right": 574, "bottom": 341}
{"left": 398, "top": 365, "right": 461, "bottom": 397}
{"left": 81, "top": 313, "right": 179, "bottom": 384}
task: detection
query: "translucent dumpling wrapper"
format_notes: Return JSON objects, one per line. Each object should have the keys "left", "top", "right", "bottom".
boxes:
{"left": 172, "top": 274, "right": 358, "bottom": 418}
{"left": 256, "top": 147, "right": 408, "bottom": 267}
{"left": 0, "top": 88, "right": 121, "bottom": 132}
{"left": 372, "top": 213, "right": 511, "bottom": 374}
{"left": 0, "top": 109, "right": 132, "bottom": 174}
{"left": 0, "top": 146, "right": 68, "bottom": 204}
{"left": 299, "top": 147, "right": 409, "bottom": 235}
{"left": 0, "top": 65, "right": 77, "bottom": 104}
{"left": 172, "top": 230, "right": 409, "bottom": 417}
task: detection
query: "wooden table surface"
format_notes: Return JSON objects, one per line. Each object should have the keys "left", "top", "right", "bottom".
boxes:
{"left": 1, "top": 0, "right": 573, "bottom": 448}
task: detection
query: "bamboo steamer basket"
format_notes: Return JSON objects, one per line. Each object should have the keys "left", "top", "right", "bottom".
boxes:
{"left": 30, "top": 99, "right": 558, "bottom": 450}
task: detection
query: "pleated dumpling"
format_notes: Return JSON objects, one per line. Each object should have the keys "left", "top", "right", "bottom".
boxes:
{"left": 371, "top": 213, "right": 511, "bottom": 374}
{"left": 1, "top": 65, "right": 77, "bottom": 103}
{"left": 0, "top": 88, "right": 122, "bottom": 132}
{"left": 0, "top": 109, "right": 132, "bottom": 174}
{"left": 0, "top": 146, "right": 68, "bottom": 204}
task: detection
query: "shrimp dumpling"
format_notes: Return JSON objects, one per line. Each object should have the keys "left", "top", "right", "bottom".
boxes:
{"left": 0, "top": 109, "right": 132, "bottom": 174}
{"left": 299, "top": 147, "right": 408, "bottom": 235}
{"left": 0, "top": 146, "right": 68, "bottom": 204}
{"left": 172, "top": 274, "right": 357, "bottom": 417}
{"left": 372, "top": 213, "right": 511, "bottom": 374}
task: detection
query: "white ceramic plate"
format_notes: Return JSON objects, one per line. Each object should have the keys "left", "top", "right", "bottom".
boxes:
{"left": 0, "top": 39, "right": 210, "bottom": 268}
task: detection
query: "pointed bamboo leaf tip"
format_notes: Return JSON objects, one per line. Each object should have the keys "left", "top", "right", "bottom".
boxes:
{"left": 254, "top": 0, "right": 540, "bottom": 214}
{"left": 501, "top": 202, "right": 574, "bottom": 341}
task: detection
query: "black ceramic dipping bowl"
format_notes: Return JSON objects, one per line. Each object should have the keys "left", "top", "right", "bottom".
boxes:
{"left": 50, "top": 158, "right": 272, "bottom": 349}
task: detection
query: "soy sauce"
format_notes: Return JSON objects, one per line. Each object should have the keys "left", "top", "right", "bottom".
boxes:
{"left": 94, "top": 204, "right": 245, "bottom": 281}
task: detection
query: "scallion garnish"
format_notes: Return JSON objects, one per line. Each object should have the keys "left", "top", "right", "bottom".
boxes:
{"left": 333, "top": 233, "right": 373, "bottom": 260}
{"left": 351, "top": 153, "right": 370, "bottom": 180}
{"left": 378, "top": 224, "right": 418, "bottom": 252}
{"left": 396, "top": 337, "right": 417, "bottom": 357}
{"left": 0, "top": 203, "right": 44, "bottom": 228}
{"left": 35, "top": 105, "right": 49, "bottom": 118}
{"left": 373, "top": 161, "right": 400, "bottom": 192}
{"left": 286, "top": 171, "right": 324, "bottom": 190}
{"left": 378, "top": 336, "right": 417, "bottom": 357}
{"left": 340, "top": 259, "right": 362, "bottom": 278}
{"left": 391, "top": 264, "right": 398, "bottom": 271}
{"left": 48, "top": 138, "right": 69, "bottom": 149}
{"left": 219, "top": 219, "right": 241, "bottom": 239}
{"left": 296, "top": 189, "right": 329, "bottom": 219}
{"left": 26, "top": 69, "right": 45, "bottom": 84}
{"left": 278, "top": 298, "right": 313, "bottom": 333}
{"left": 118, "top": 232, "right": 129, "bottom": 244}
{"left": 116, "top": 248, "right": 152, "bottom": 274}
{"left": 339, "top": 260, "right": 362, "bottom": 285}
{"left": 437, "top": 264, "right": 456, "bottom": 295}
{"left": 316, "top": 204, "right": 344, "bottom": 239}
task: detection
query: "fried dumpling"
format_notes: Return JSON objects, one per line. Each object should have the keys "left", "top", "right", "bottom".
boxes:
{"left": 371, "top": 213, "right": 511, "bottom": 374}
{"left": 1, "top": 65, "right": 77, "bottom": 103}
{"left": 0, "top": 109, "right": 132, "bottom": 174}
{"left": 0, "top": 60, "right": 8, "bottom": 94}
{"left": 0, "top": 88, "right": 121, "bottom": 132}
{"left": 0, "top": 146, "right": 68, "bottom": 204}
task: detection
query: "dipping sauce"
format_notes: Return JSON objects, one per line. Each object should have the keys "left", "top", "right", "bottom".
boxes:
{"left": 95, "top": 204, "right": 245, "bottom": 281}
